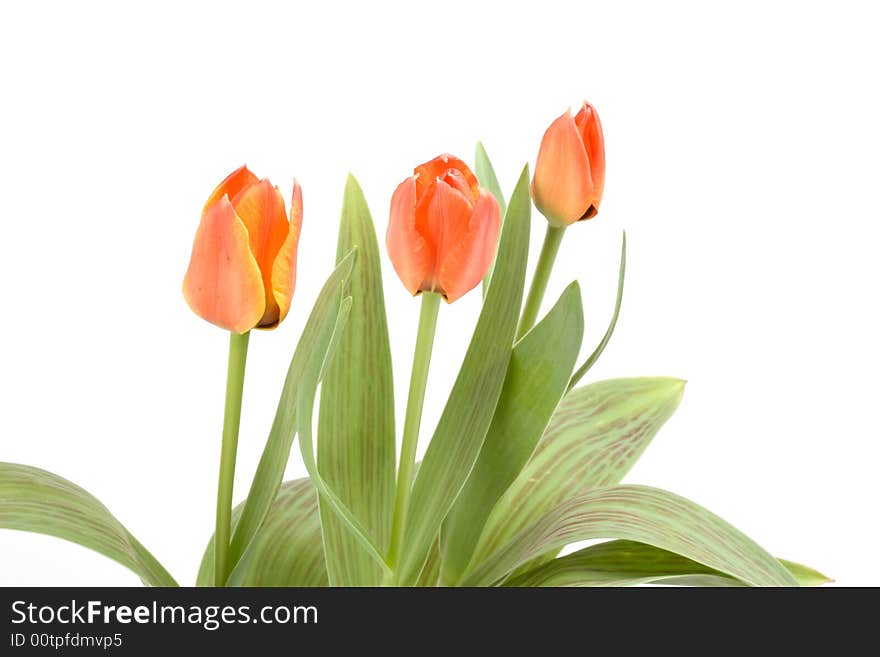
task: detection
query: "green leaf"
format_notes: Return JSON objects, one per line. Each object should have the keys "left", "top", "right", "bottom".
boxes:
{"left": 568, "top": 230, "right": 626, "bottom": 389}
{"left": 415, "top": 539, "right": 442, "bottom": 587}
{"left": 475, "top": 142, "right": 507, "bottom": 217}
{"left": 462, "top": 485, "right": 798, "bottom": 586}
{"left": 505, "top": 540, "right": 726, "bottom": 586}
{"left": 476, "top": 142, "right": 507, "bottom": 296}
{"left": 777, "top": 559, "right": 833, "bottom": 587}
{"left": 474, "top": 377, "right": 685, "bottom": 563}
{"left": 318, "top": 175, "right": 396, "bottom": 586}
{"left": 440, "top": 281, "right": 584, "bottom": 584}
{"left": 226, "top": 252, "right": 356, "bottom": 575}
{"left": 0, "top": 463, "right": 176, "bottom": 586}
{"left": 505, "top": 540, "right": 831, "bottom": 587}
{"left": 295, "top": 293, "right": 392, "bottom": 576}
{"left": 396, "top": 164, "right": 532, "bottom": 585}
{"left": 197, "top": 477, "right": 327, "bottom": 586}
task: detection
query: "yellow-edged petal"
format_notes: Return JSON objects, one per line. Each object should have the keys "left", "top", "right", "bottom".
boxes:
{"left": 203, "top": 165, "right": 259, "bottom": 213}
{"left": 231, "top": 179, "right": 289, "bottom": 326}
{"left": 270, "top": 180, "right": 303, "bottom": 327}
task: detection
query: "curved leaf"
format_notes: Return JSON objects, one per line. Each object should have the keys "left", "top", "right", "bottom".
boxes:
{"left": 318, "top": 175, "right": 396, "bottom": 586}
{"left": 226, "top": 252, "right": 357, "bottom": 575}
{"left": 777, "top": 559, "right": 833, "bottom": 586}
{"left": 568, "top": 230, "right": 626, "bottom": 389}
{"left": 0, "top": 463, "right": 176, "bottom": 586}
{"left": 440, "top": 281, "right": 584, "bottom": 584}
{"left": 296, "top": 296, "right": 391, "bottom": 575}
{"left": 463, "top": 485, "right": 798, "bottom": 587}
{"left": 506, "top": 540, "right": 831, "bottom": 587}
{"left": 396, "top": 164, "right": 531, "bottom": 585}
{"left": 474, "top": 377, "right": 685, "bottom": 563}
{"left": 197, "top": 477, "right": 326, "bottom": 586}
{"left": 505, "top": 540, "right": 724, "bottom": 586}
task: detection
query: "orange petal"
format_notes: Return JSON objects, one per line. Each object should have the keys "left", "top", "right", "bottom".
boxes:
{"left": 414, "top": 154, "right": 479, "bottom": 203}
{"left": 574, "top": 102, "right": 605, "bottom": 218}
{"left": 531, "top": 111, "right": 593, "bottom": 226}
{"left": 203, "top": 165, "right": 259, "bottom": 213}
{"left": 231, "top": 179, "right": 289, "bottom": 326}
{"left": 387, "top": 176, "right": 431, "bottom": 296}
{"left": 437, "top": 190, "right": 501, "bottom": 302}
{"left": 182, "top": 197, "right": 265, "bottom": 333}
{"left": 442, "top": 167, "right": 478, "bottom": 202}
{"left": 421, "top": 179, "right": 474, "bottom": 284}
{"left": 270, "top": 180, "right": 303, "bottom": 327}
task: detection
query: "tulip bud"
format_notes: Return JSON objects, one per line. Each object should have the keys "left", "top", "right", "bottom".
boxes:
{"left": 183, "top": 166, "right": 302, "bottom": 333}
{"left": 386, "top": 154, "right": 501, "bottom": 303}
{"left": 531, "top": 101, "right": 606, "bottom": 226}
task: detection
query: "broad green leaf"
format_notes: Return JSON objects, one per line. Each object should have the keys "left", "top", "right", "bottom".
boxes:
{"left": 197, "top": 477, "right": 327, "bottom": 586}
{"left": 505, "top": 541, "right": 831, "bottom": 586}
{"left": 462, "top": 485, "right": 798, "bottom": 586}
{"left": 505, "top": 540, "right": 726, "bottom": 586}
{"left": 407, "top": 463, "right": 443, "bottom": 587}
{"left": 396, "top": 165, "right": 532, "bottom": 585}
{"left": 653, "top": 558, "right": 830, "bottom": 587}
{"left": 226, "top": 252, "right": 356, "bottom": 576}
{"left": 568, "top": 230, "right": 626, "bottom": 389}
{"left": 0, "top": 463, "right": 176, "bottom": 586}
{"left": 440, "top": 281, "right": 584, "bottom": 584}
{"left": 474, "top": 377, "right": 685, "bottom": 563}
{"left": 295, "top": 295, "right": 391, "bottom": 576}
{"left": 505, "top": 540, "right": 831, "bottom": 587}
{"left": 318, "top": 175, "right": 396, "bottom": 586}
{"left": 415, "top": 539, "right": 442, "bottom": 587}
{"left": 475, "top": 142, "right": 507, "bottom": 297}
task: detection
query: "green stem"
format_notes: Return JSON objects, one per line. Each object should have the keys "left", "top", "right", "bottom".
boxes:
{"left": 214, "top": 330, "right": 250, "bottom": 587}
{"left": 516, "top": 224, "right": 566, "bottom": 341}
{"left": 386, "top": 291, "right": 441, "bottom": 579}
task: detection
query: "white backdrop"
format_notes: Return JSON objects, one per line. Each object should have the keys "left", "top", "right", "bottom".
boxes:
{"left": 1, "top": 1, "right": 877, "bottom": 586}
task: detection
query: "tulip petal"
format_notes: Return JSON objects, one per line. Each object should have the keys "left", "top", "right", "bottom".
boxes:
{"left": 203, "top": 165, "right": 259, "bottom": 213}
{"left": 270, "top": 180, "right": 303, "bottom": 327}
{"left": 531, "top": 112, "right": 593, "bottom": 226}
{"left": 419, "top": 179, "right": 475, "bottom": 296}
{"left": 387, "top": 176, "right": 431, "bottom": 296}
{"left": 442, "top": 168, "right": 478, "bottom": 203}
{"left": 574, "top": 102, "right": 605, "bottom": 217}
{"left": 437, "top": 190, "right": 501, "bottom": 302}
{"left": 415, "top": 154, "right": 479, "bottom": 203}
{"left": 183, "top": 197, "right": 265, "bottom": 333}
{"left": 231, "top": 179, "right": 289, "bottom": 326}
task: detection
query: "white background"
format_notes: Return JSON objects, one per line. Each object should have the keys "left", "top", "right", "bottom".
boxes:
{"left": 1, "top": 1, "right": 877, "bottom": 586}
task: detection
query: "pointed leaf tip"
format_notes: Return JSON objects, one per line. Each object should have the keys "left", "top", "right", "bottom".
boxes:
{"left": 319, "top": 177, "right": 396, "bottom": 585}
{"left": 345, "top": 172, "right": 362, "bottom": 191}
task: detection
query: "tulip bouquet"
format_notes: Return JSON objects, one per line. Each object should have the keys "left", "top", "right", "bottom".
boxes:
{"left": 1, "top": 103, "right": 828, "bottom": 588}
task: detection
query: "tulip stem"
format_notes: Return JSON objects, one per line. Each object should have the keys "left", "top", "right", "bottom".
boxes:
{"left": 517, "top": 224, "right": 566, "bottom": 340}
{"left": 386, "top": 291, "right": 441, "bottom": 580}
{"left": 214, "top": 330, "right": 250, "bottom": 587}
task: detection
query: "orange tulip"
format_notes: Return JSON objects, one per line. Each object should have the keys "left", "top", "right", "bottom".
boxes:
{"left": 531, "top": 101, "right": 606, "bottom": 226}
{"left": 183, "top": 165, "right": 302, "bottom": 333}
{"left": 387, "top": 154, "right": 501, "bottom": 303}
